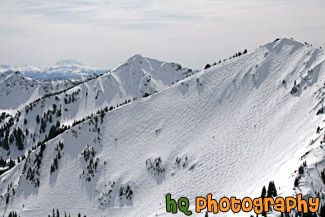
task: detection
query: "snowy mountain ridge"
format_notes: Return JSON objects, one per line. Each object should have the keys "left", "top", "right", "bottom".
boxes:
{"left": 0, "top": 38, "right": 325, "bottom": 217}
{"left": 0, "top": 70, "right": 79, "bottom": 111}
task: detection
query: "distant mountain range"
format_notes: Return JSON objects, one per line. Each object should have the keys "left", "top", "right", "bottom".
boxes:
{"left": 0, "top": 59, "right": 108, "bottom": 81}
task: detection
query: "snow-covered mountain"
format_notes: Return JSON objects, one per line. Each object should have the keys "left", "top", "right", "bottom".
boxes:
{"left": 0, "top": 59, "right": 107, "bottom": 81}
{"left": 0, "top": 71, "right": 78, "bottom": 111}
{"left": 0, "top": 54, "right": 194, "bottom": 159}
{"left": 0, "top": 39, "right": 325, "bottom": 217}
{"left": 54, "top": 59, "right": 83, "bottom": 67}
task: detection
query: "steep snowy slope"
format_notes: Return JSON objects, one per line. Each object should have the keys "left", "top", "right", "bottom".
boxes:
{"left": 0, "top": 39, "right": 325, "bottom": 217}
{"left": 0, "top": 59, "right": 107, "bottom": 81}
{"left": 0, "top": 55, "right": 194, "bottom": 159}
{"left": 0, "top": 71, "right": 77, "bottom": 111}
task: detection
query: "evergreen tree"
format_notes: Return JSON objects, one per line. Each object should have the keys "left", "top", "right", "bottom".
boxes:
{"left": 267, "top": 181, "right": 277, "bottom": 197}
{"left": 6, "top": 194, "right": 9, "bottom": 204}
{"left": 3, "top": 132, "right": 9, "bottom": 150}
{"left": 321, "top": 169, "right": 325, "bottom": 184}
{"left": 294, "top": 176, "right": 300, "bottom": 187}
{"left": 57, "top": 109, "right": 62, "bottom": 117}
{"left": 261, "top": 186, "right": 266, "bottom": 198}
{"left": 262, "top": 210, "right": 267, "bottom": 217}
{"left": 36, "top": 115, "right": 40, "bottom": 124}
{"left": 15, "top": 128, "right": 25, "bottom": 150}
{"left": 204, "top": 64, "right": 211, "bottom": 70}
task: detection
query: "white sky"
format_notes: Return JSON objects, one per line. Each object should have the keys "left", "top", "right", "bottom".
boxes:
{"left": 0, "top": 0, "right": 324, "bottom": 69}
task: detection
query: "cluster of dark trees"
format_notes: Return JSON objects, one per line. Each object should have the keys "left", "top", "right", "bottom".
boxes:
{"left": 0, "top": 116, "right": 15, "bottom": 150}
{"left": 81, "top": 158, "right": 99, "bottom": 182}
{"left": 290, "top": 82, "right": 300, "bottom": 95}
{"left": 146, "top": 157, "right": 165, "bottom": 176}
{"left": 36, "top": 105, "right": 62, "bottom": 134}
{"left": 0, "top": 158, "right": 15, "bottom": 176}
{"left": 173, "top": 63, "right": 182, "bottom": 71}
{"left": 204, "top": 49, "right": 248, "bottom": 70}
{"left": 111, "top": 98, "right": 134, "bottom": 108}
{"left": 22, "top": 143, "right": 47, "bottom": 187}
{"left": 50, "top": 142, "right": 64, "bottom": 175}
{"left": 4, "top": 182, "right": 15, "bottom": 205}
{"left": 64, "top": 89, "right": 81, "bottom": 104}
{"left": 9, "top": 128, "right": 25, "bottom": 150}
{"left": 174, "top": 156, "right": 188, "bottom": 168}
{"left": 0, "top": 124, "right": 25, "bottom": 151}
{"left": 0, "top": 112, "right": 10, "bottom": 123}
{"left": 98, "top": 181, "right": 116, "bottom": 206}
{"left": 81, "top": 145, "right": 98, "bottom": 182}
{"left": 7, "top": 211, "right": 19, "bottom": 217}
{"left": 119, "top": 184, "right": 133, "bottom": 200}
{"left": 294, "top": 161, "right": 307, "bottom": 187}
{"left": 49, "top": 209, "right": 87, "bottom": 217}
{"left": 259, "top": 181, "right": 278, "bottom": 217}
{"left": 0, "top": 156, "right": 7, "bottom": 167}
{"left": 81, "top": 145, "right": 95, "bottom": 162}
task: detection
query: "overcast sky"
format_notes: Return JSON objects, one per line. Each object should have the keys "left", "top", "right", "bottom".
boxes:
{"left": 0, "top": 0, "right": 324, "bottom": 69}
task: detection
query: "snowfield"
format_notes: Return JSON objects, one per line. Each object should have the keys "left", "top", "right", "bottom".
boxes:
{"left": 0, "top": 38, "right": 325, "bottom": 217}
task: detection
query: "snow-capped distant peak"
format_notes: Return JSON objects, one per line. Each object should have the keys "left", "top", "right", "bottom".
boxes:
{"left": 55, "top": 58, "right": 83, "bottom": 66}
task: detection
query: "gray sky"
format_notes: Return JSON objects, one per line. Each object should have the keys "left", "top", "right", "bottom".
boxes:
{"left": 0, "top": 0, "right": 324, "bottom": 70}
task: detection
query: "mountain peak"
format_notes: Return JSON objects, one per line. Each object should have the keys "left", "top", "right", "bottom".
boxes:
{"left": 55, "top": 58, "right": 83, "bottom": 66}
{"left": 127, "top": 54, "right": 147, "bottom": 63}
{"left": 2, "top": 70, "right": 22, "bottom": 77}
{"left": 112, "top": 54, "right": 150, "bottom": 71}
{"left": 263, "top": 37, "right": 306, "bottom": 52}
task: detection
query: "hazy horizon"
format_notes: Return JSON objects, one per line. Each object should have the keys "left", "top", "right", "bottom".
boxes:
{"left": 0, "top": 0, "right": 324, "bottom": 70}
